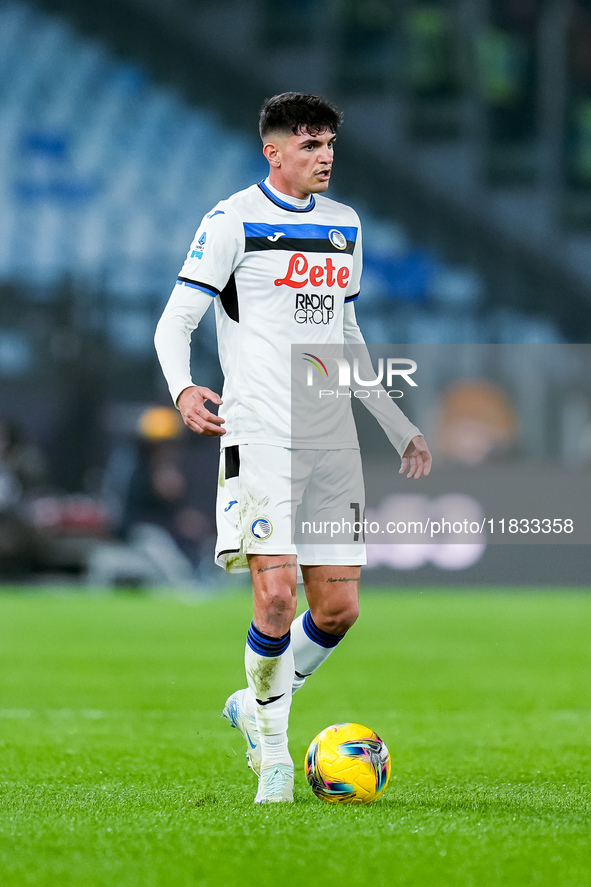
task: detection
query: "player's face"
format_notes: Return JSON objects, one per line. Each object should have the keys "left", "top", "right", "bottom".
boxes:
{"left": 265, "top": 128, "right": 336, "bottom": 199}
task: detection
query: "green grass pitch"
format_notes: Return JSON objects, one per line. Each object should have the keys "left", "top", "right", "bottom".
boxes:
{"left": 0, "top": 588, "right": 589, "bottom": 887}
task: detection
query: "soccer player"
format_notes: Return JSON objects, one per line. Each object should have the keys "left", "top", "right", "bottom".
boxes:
{"left": 154, "top": 93, "right": 432, "bottom": 803}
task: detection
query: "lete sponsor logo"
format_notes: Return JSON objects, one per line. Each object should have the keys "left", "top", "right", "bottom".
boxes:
{"left": 275, "top": 253, "right": 350, "bottom": 289}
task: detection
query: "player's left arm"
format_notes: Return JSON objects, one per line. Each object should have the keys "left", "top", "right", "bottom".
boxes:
{"left": 343, "top": 301, "right": 432, "bottom": 479}
{"left": 397, "top": 433, "right": 432, "bottom": 480}
{"left": 342, "top": 214, "right": 431, "bottom": 478}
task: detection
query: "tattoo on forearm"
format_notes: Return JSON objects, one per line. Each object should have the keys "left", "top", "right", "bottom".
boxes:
{"left": 327, "top": 577, "right": 358, "bottom": 583}
{"left": 257, "top": 561, "right": 297, "bottom": 574}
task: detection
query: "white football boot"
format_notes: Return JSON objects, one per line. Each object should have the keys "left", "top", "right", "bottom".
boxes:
{"left": 222, "top": 689, "right": 261, "bottom": 776}
{"left": 254, "top": 762, "right": 294, "bottom": 804}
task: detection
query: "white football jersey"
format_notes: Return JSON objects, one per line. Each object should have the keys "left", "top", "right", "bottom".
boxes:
{"left": 176, "top": 180, "right": 363, "bottom": 448}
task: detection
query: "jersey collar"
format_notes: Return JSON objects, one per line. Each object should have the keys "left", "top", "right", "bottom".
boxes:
{"left": 258, "top": 179, "right": 316, "bottom": 213}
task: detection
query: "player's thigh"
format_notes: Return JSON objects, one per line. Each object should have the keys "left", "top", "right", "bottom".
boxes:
{"left": 239, "top": 444, "right": 299, "bottom": 556}
{"left": 215, "top": 445, "right": 248, "bottom": 572}
{"left": 296, "top": 448, "right": 366, "bottom": 565}
{"left": 301, "top": 563, "right": 361, "bottom": 635}
{"left": 215, "top": 444, "right": 298, "bottom": 572}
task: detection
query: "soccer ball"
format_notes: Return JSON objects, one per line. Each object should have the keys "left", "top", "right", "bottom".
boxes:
{"left": 304, "top": 722, "right": 391, "bottom": 804}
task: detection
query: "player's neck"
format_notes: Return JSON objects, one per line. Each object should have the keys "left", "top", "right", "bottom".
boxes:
{"left": 264, "top": 176, "right": 313, "bottom": 209}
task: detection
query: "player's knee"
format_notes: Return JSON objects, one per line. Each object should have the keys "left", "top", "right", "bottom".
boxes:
{"left": 316, "top": 600, "right": 359, "bottom": 637}
{"left": 259, "top": 586, "right": 297, "bottom": 624}
{"left": 334, "top": 601, "right": 360, "bottom": 635}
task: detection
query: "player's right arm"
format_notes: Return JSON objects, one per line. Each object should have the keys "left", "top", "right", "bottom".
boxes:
{"left": 154, "top": 282, "right": 225, "bottom": 435}
{"left": 154, "top": 203, "right": 242, "bottom": 436}
{"left": 177, "top": 384, "right": 225, "bottom": 437}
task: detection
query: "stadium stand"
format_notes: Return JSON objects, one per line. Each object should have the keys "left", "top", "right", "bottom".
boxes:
{"left": 1, "top": 0, "right": 589, "bottom": 586}
{"left": 0, "top": 0, "right": 566, "bottom": 360}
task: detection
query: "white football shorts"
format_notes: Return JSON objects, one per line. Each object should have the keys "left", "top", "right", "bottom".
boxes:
{"left": 215, "top": 444, "right": 366, "bottom": 572}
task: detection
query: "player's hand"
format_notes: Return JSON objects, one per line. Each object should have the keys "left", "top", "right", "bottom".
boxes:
{"left": 399, "top": 435, "right": 432, "bottom": 479}
{"left": 177, "top": 385, "right": 226, "bottom": 437}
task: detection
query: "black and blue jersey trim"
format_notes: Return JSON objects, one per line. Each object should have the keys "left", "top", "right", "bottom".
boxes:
{"left": 177, "top": 277, "right": 218, "bottom": 297}
{"left": 345, "top": 292, "right": 360, "bottom": 302}
{"left": 302, "top": 610, "right": 343, "bottom": 649}
{"left": 243, "top": 222, "right": 358, "bottom": 255}
{"left": 258, "top": 179, "right": 316, "bottom": 213}
{"left": 244, "top": 223, "right": 358, "bottom": 241}
{"left": 247, "top": 622, "right": 291, "bottom": 657}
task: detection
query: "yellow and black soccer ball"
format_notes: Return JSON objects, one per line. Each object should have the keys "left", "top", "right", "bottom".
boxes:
{"left": 305, "top": 722, "right": 391, "bottom": 804}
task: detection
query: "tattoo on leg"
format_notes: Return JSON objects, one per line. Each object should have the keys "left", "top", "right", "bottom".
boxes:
{"left": 256, "top": 561, "right": 297, "bottom": 574}
{"left": 326, "top": 577, "right": 358, "bottom": 583}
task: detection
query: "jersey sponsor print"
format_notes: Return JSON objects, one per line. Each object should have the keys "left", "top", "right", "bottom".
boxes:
{"left": 176, "top": 181, "right": 363, "bottom": 448}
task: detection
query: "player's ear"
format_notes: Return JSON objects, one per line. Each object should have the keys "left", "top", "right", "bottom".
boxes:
{"left": 263, "top": 141, "right": 281, "bottom": 168}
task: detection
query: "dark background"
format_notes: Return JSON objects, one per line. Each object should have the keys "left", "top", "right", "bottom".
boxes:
{"left": 1, "top": 0, "right": 590, "bottom": 585}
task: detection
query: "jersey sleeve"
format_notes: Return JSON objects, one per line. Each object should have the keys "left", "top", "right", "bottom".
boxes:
{"left": 343, "top": 302, "right": 422, "bottom": 457}
{"left": 345, "top": 214, "right": 362, "bottom": 303}
{"left": 177, "top": 202, "right": 244, "bottom": 297}
{"left": 154, "top": 283, "right": 214, "bottom": 406}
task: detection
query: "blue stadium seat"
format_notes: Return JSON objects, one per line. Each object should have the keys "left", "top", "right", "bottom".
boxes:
{"left": 7, "top": 0, "right": 557, "bottom": 350}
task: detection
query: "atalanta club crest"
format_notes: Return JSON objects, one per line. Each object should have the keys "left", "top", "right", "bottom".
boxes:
{"left": 328, "top": 229, "right": 347, "bottom": 250}
{"left": 251, "top": 518, "right": 273, "bottom": 540}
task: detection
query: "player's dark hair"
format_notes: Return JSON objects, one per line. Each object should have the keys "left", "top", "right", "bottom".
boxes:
{"left": 259, "top": 92, "right": 343, "bottom": 141}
